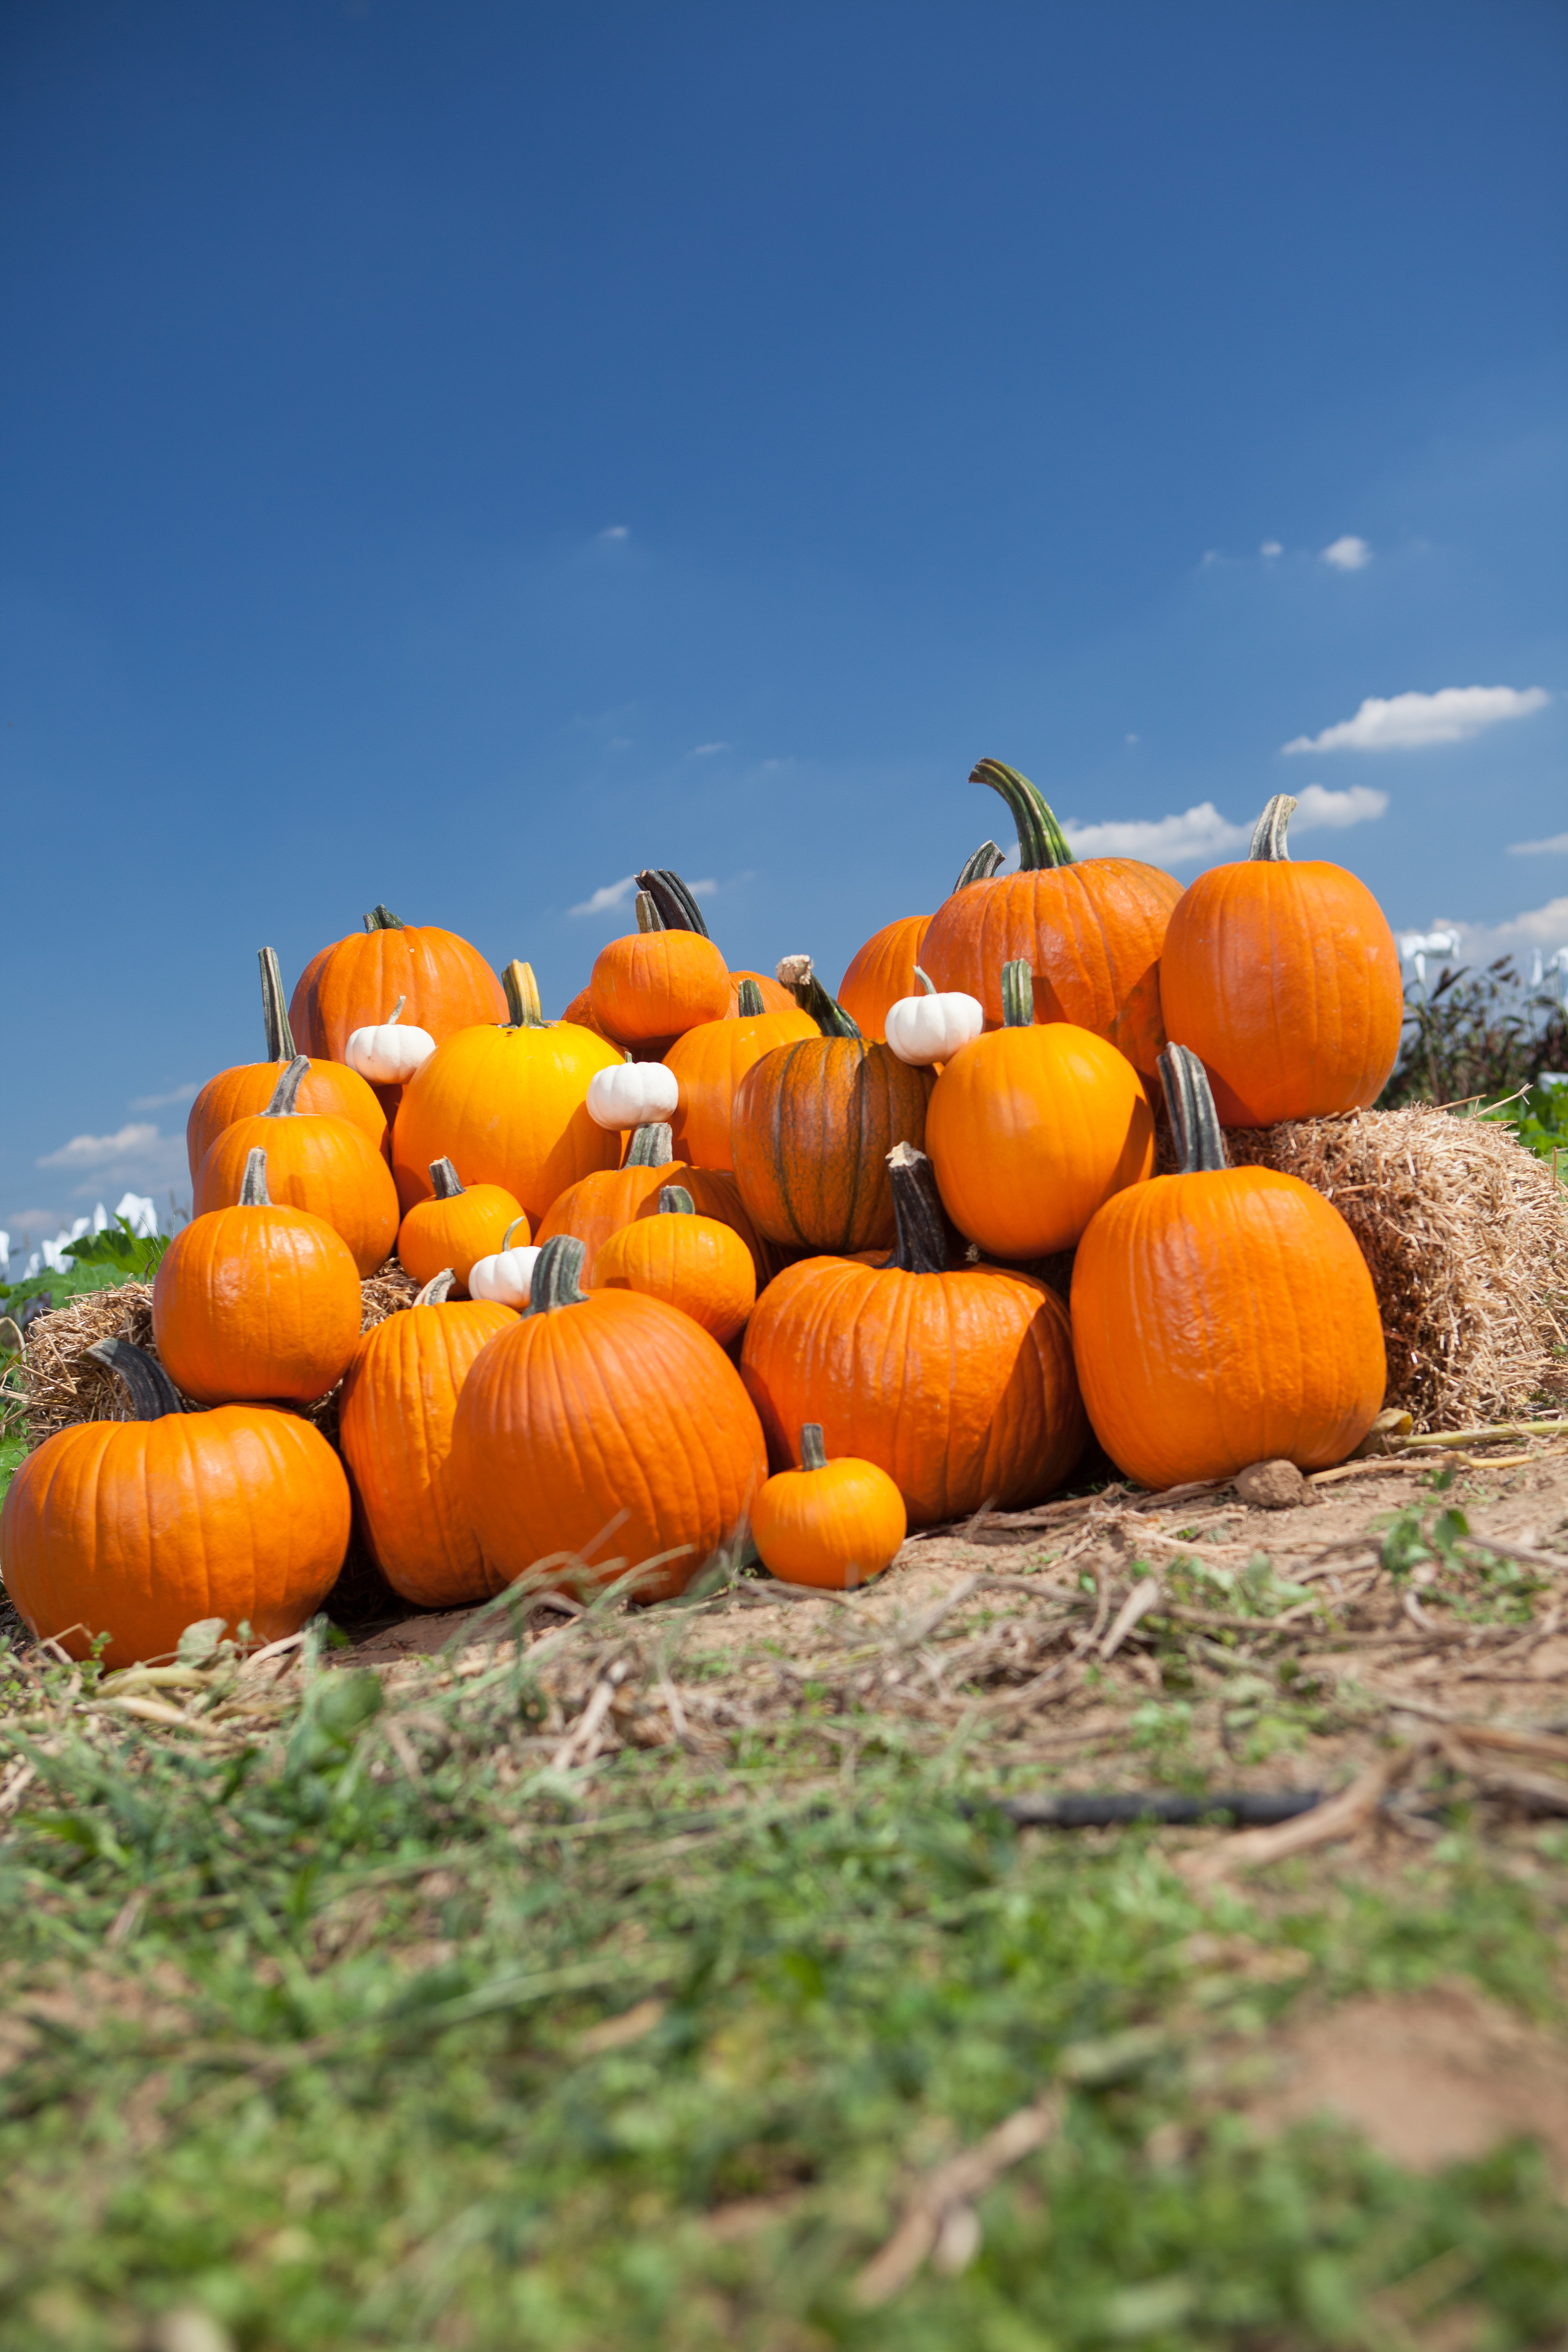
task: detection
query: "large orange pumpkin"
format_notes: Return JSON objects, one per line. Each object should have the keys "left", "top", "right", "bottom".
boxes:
{"left": 391, "top": 960, "right": 622, "bottom": 1222}
{"left": 589, "top": 887, "right": 730, "bottom": 1045}
{"left": 396, "top": 1158, "right": 527, "bottom": 1295}
{"left": 731, "top": 957, "right": 934, "bottom": 1255}
{"left": 1070, "top": 1044, "right": 1387, "bottom": 1488}
{"left": 533, "top": 1122, "right": 774, "bottom": 1284}
{"left": 288, "top": 905, "right": 507, "bottom": 1063}
{"left": 1158, "top": 793, "right": 1404, "bottom": 1125}
{"left": 451, "top": 1234, "right": 769, "bottom": 1601}
{"left": 741, "top": 1142, "right": 1087, "bottom": 1528}
{"left": 153, "top": 1147, "right": 362, "bottom": 1406}
{"left": 187, "top": 948, "right": 387, "bottom": 1178}
{"left": 0, "top": 1339, "right": 350, "bottom": 1669}
{"left": 920, "top": 760, "right": 1183, "bottom": 1079}
{"left": 837, "top": 916, "right": 931, "bottom": 1043}
{"left": 594, "top": 1183, "right": 757, "bottom": 1345}
{"left": 663, "top": 979, "right": 817, "bottom": 1170}
{"left": 194, "top": 1056, "right": 401, "bottom": 1276}
{"left": 926, "top": 960, "right": 1155, "bottom": 1260}
{"left": 337, "top": 1270, "right": 517, "bottom": 1607}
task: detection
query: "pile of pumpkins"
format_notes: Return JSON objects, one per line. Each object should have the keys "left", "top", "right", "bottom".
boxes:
{"left": 2, "top": 765, "right": 1402, "bottom": 1669}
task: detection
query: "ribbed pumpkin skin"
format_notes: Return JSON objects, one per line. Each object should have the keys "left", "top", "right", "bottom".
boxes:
{"left": 590, "top": 932, "right": 730, "bottom": 1044}
{"left": 560, "top": 986, "right": 615, "bottom": 1042}
{"left": 534, "top": 1160, "right": 772, "bottom": 1285}
{"left": 664, "top": 1004, "right": 818, "bottom": 1170}
{"left": 1159, "top": 861, "right": 1403, "bottom": 1125}
{"left": 397, "top": 1184, "right": 526, "bottom": 1294}
{"left": 740, "top": 1259, "right": 1087, "bottom": 1527}
{"left": 920, "top": 861, "right": 1182, "bottom": 1079}
{"left": 451, "top": 1290, "right": 769, "bottom": 1600}
{"left": 836, "top": 916, "right": 931, "bottom": 1043}
{"left": 728, "top": 970, "right": 798, "bottom": 1017}
{"left": 731, "top": 1040, "right": 935, "bottom": 1253}
{"left": 595, "top": 1213, "right": 757, "bottom": 1344}
{"left": 338, "top": 1297, "right": 517, "bottom": 1607}
{"left": 195, "top": 1112, "right": 400, "bottom": 1277}
{"left": 391, "top": 1021, "right": 622, "bottom": 1222}
{"left": 1070, "top": 1167, "right": 1386, "bottom": 1487}
{"left": 186, "top": 1060, "right": 387, "bottom": 1180}
{"left": 751, "top": 1458, "right": 908, "bottom": 1588}
{"left": 926, "top": 1024, "right": 1155, "bottom": 1260}
{"left": 0, "top": 1408, "right": 350, "bottom": 1669}
{"left": 152, "top": 1202, "right": 362, "bottom": 1406}
{"left": 289, "top": 926, "right": 506, "bottom": 1063}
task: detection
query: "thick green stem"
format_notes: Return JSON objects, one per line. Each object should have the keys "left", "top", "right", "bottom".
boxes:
{"left": 1001, "top": 960, "right": 1035, "bottom": 1026}
{"left": 735, "top": 978, "right": 766, "bottom": 1018}
{"left": 775, "top": 955, "right": 862, "bottom": 1040}
{"left": 239, "top": 1149, "right": 271, "bottom": 1207}
{"left": 263, "top": 1056, "right": 310, "bottom": 1117}
{"left": 85, "top": 1337, "right": 184, "bottom": 1419}
{"left": 526, "top": 1234, "right": 590, "bottom": 1315}
{"left": 658, "top": 1184, "right": 695, "bottom": 1215}
{"left": 415, "top": 1269, "right": 457, "bottom": 1305}
{"left": 428, "top": 1158, "right": 464, "bottom": 1199}
{"left": 258, "top": 948, "right": 297, "bottom": 1061}
{"left": 503, "top": 960, "right": 549, "bottom": 1028}
{"left": 626, "top": 1123, "right": 675, "bottom": 1167}
{"left": 636, "top": 869, "right": 712, "bottom": 938}
{"left": 363, "top": 905, "right": 405, "bottom": 931}
{"left": 1158, "top": 1045, "right": 1228, "bottom": 1173}
{"left": 1249, "top": 795, "right": 1297, "bottom": 861}
{"left": 952, "top": 839, "right": 1006, "bottom": 892}
{"left": 969, "top": 759, "right": 1075, "bottom": 871}
{"left": 885, "top": 1142, "right": 949, "bottom": 1274}
{"left": 799, "top": 1423, "right": 828, "bottom": 1471}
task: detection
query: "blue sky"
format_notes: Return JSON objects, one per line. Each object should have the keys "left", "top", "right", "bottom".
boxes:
{"left": 3, "top": 0, "right": 1564, "bottom": 1243}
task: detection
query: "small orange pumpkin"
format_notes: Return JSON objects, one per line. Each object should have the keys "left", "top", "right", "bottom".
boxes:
{"left": 195, "top": 1055, "right": 401, "bottom": 1276}
{"left": 750, "top": 1423, "right": 907, "bottom": 1589}
{"left": 663, "top": 978, "right": 817, "bottom": 1170}
{"left": 589, "top": 883, "right": 730, "bottom": 1045}
{"left": 153, "top": 1147, "right": 362, "bottom": 1406}
{"left": 0, "top": 1339, "right": 350, "bottom": 1669}
{"left": 396, "top": 1158, "right": 527, "bottom": 1295}
{"left": 594, "top": 1184, "right": 756, "bottom": 1344}
{"left": 534, "top": 1122, "right": 774, "bottom": 1285}
{"left": 187, "top": 947, "right": 387, "bottom": 1178}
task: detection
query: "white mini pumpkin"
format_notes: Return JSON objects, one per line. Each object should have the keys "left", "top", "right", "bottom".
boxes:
{"left": 586, "top": 1059, "right": 679, "bottom": 1130}
{"left": 344, "top": 995, "right": 438, "bottom": 1086}
{"left": 467, "top": 1219, "right": 541, "bottom": 1308}
{"left": 884, "top": 970, "right": 985, "bottom": 1066}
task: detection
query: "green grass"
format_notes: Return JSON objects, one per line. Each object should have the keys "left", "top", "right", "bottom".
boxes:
{"left": 1, "top": 1637, "right": 1565, "bottom": 2351}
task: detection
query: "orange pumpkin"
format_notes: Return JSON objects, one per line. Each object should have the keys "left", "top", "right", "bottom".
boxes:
{"left": 534, "top": 1122, "right": 774, "bottom": 1285}
{"left": 195, "top": 1055, "right": 401, "bottom": 1276}
{"left": 187, "top": 948, "right": 387, "bottom": 1179}
{"left": 663, "top": 979, "right": 817, "bottom": 1170}
{"left": 1070, "top": 1044, "right": 1387, "bottom": 1488}
{"left": 396, "top": 1158, "right": 527, "bottom": 1295}
{"left": 1158, "top": 793, "right": 1404, "bottom": 1125}
{"left": 391, "top": 960, "right": 622, "bottom": 1222}
{"left": 926, "top": 959, "right": 1155, "bottom": 1260}
{"left": 920, "top": 761, "right": 1183, "bottom": 1079}
{"left": 594, "top": 1184, "right": 756, "bottom": 1344}
{"left": 0, "top": 1339, "right": 350, "bottom": 1669}
{"left": 750, "top": 1424, "right": 908, "bottom": 1589}
{"left": 561, "top": 985, "right": 616, "bottom": 1042}
{"left": 731, "top": 957, "right": 934, "bottom": 1255}
{"left": 589, "top": 888, "right": 730, "bottom": 1045}
{"left": 742, "top": 1142, "right": 1087, "bottom": 1527}
{"left": 728, "top": 969, "right": 798, "bottom": 1016}
{"left": 450, "top": 1234, "right": 769, "bottom": 1601}
{"left": 836, "top": 916, "right": 932, "bottom": 1043}
{"left": 153, "top": 1147, "right": 362, "bottom": 1406}
{"left": 288, "top": 905, "right": 507, "bottom": 1064}
{"left": 337, "top": 1269, "right": 517, "bottom": 1607}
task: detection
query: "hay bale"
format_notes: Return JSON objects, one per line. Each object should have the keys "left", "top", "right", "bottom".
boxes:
{"left": 1225, "top": 1107, "right": 1568, "bottom": 1430}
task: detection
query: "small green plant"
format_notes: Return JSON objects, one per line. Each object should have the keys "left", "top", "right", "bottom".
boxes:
{"left": 0, "top": 1215, "right": 168, "bottom": 1321}
{"left": 1379, "top": 954, "right": 1568, "bottom": 1131}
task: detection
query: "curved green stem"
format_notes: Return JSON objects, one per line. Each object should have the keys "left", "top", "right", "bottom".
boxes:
{"left": 735, "top": 977, "right": 766, "bottom": 1018}
{"left": 775, "top": 955, "right": 862, "bottom": 1040}
{"left": 913, "top": 966, "right": 936, "bottom": 996}
{"left": 885, "top": 1142, "right": 949, "bottom": 1274}
{"left": 259, "top": 948, "right": 297, "bottom": 1061}
{"left": 626, "top": 1123, "right": 675, "bottom": 1168}
{"left": 85, "top": 1337, "right": 184, "bottom": 1419}
{"left": 969, "top": 759, "right": 1075, "bottom": 871}
{"left": 952, "top": 839, "right": 1006, "bottom": 892}
{"left": 1001, "top": 960, "right": 1034, "bottom": 1027}
{"left": 501, "top": 1215, "right": 530, "bottom": 1251}
{"left": 503, "top": 960, "right": 549, "bottom": 1028}
{"left": 415, "top": 1269, "right": 457, "bottom": 1305}
{"left": 239, "top": 1148, "right": 271, "bottom": 1207}
{"left": 799, "top": 1423, "right": 828, "bottom": 1471}
{"left": 526, "top": 1234, "right": 590, "bottom": 1315}
{"left": 658, "top": 1184, "right": 695, "bottom": 1215}
{"left": 1158, "top": 1045, "right": 1228, "bottom": 1173}
{"left": 263, "top": 1056, "right": 310, "bottom": 1117}
{"left": 428, "top": 1158, "right": 464, "bottom": 1199}
{"left": 636, "top": 869, "right": 712, "bottom": 938}
{"left": 363, "top": 905, "right": 405, "bottom": 932}
{"left": 1249, "top": 795, "right": 1296, "bottom": 861}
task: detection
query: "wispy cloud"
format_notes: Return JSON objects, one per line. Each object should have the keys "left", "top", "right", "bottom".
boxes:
{"left": 1421, "top": 896, "right": 1568, "bottom": 968}
{"left": 1321, "top": 534, "right": 1372, "bottom": 571}
{"left": 128, "top": 1081, "right": 200, "bottom": 1112}
{"left": 39, "top": 1122, "right": 161, "bottom": 1168}
{"left": 691, "top": 741, "right": 731, "bottom": 756}
{"left": 1289, "top": 783, "right": 1389, "bottom": 831}
{"left": 1283, "top": 684, "right": 1550, "bottom": 756}
{"left": 569, "top": 875, "right": 638, "bottom": 917}
{"left": 1509, "top": 831, "right": 1568, "bottom": 856}
{"left": 597, "top": 524, "right": 629, "bottom": 542}
{"left": 1063, "top": 784, "right": 1387, "bottom": 869}
{"left": 1260, "top": 540, "right": 1282, "bottom": 558}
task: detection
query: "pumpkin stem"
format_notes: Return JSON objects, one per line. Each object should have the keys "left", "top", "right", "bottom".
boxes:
{"left": 775, "top": 954, "right": 863, "bottom": 1040}
{"left": 913, "top": 966, "right": 937, "bottom": 996}
{"left": 259, "top": 947, "right": 297, "bottom": 1061}
{"left": 239, "top": 1148, "right": 271, "bottom": 1207}
{"left": 501, "top": 1215, "right": 530, "bottom": 1251}
{"left": 1249, "top": 795, "right": 1297, "bottom": 862}
{"left": 428, "top": 1158, "right": 464, "bottom": 1199}
{"left": 799, "top": 1423, "right": 828, "bottom": 1472}
{"left": 526, "top": 1234, "right": 590, "bottom": 1315}
{"left": 415, "top": 1269, "right": 457, "bottom": 1305}
{"left": 735, "top": 977, "right": 766, "bottom": 1018}
{"left": 885, "top": 1142, "right": 950, "bottom": 1276}
{"left": 502, "top": 959, "right": 549, "bottom": 1028}
{"left": 262, "top": 1055, "right": 310, "bottom": 1117}
{"left": 636, "top": 869, "right": 712, "bottom": 938}
{"left": 969, "top": 759, "right": 1075, "bottom": 872}
{"left": 387, "top": 995, "right": 407, "bottom": 1025}
{"left": 85, "top": 1336, "right": 184, "bottom": 1420}
{"left": 626, "top": 1122, "right": 675, "bottom": 1168}
{"left": 952, "top": 839, "right": 1006, "bottom": 892}
{"left": 1001, "top": 960, "right": 1035, "bottom": 1026}
{"left": 658, "top": 1184, "right": 695, "bottom": 1215}
{"left": 363, "top": 905, "right": 406, "bottom": 931}
{"left": 1158, "top": 1044, "right": 1229, "bottom": 1174}
{"left": 634, "top": 890, "right": 665, "bottom": 934}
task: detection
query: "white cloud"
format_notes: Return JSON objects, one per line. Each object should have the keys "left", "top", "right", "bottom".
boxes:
{"left": 569, "top": 875, "right": 637, "bottom": 917}
{"left": 1509, "top": 831, "right": 1568, "bottom": 856}
{"left": 597, "top": 525, "right": 629, "bottom": 541}
{"left": 1283, "top": 684, "right": 1550, "bottom": 756}
{"left": 1421, "top": 897, "right": 1568, "bottom": 970}
{"left": 1260, "top": 540, "right": 1282, "bottom": 558}
{"left": 1063, "top": 804, "right": 1250, "bottom": 866}
{"left": 1321, "top": 534, "right": 1372, "bottom": 571}
{"left": 39, "top": 1122, "right": 161, "bottom": 1168}
{"left": 1288, "top": 783, "right": 1389, "bottom": 831}
{"left": 692, "top": 741, "right": 731, "bottom": 756}
{"left": 1124, "top": 732, "right": 1140, "bottom": 745}
{"left": 687, "top": 877, "right": 719, "bottom": 899}
{"left": 128, "top": 1081, "right": 200, "bottom": 1111}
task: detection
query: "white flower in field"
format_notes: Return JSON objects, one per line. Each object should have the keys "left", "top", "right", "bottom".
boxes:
{"left": 0, "top": 1232, "right": 9, "bottom": 1276}
{"left": 113, "top": 1192, "right": 158, "bottom": 1237}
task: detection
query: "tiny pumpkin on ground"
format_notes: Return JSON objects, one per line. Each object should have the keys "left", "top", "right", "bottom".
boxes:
{"left": 594, "top": 1184, "right": 756, "bottom": 1345}
{"left": 396, "top": 1158, "right": 527, "bottom": 1295}
{"left": 751, "top": 1423, "right": 907, "bottom": 1589}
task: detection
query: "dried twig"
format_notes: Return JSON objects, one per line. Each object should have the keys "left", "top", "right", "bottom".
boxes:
{"left": 853, "top": 2090, "right": 1063, "bottom": 2305}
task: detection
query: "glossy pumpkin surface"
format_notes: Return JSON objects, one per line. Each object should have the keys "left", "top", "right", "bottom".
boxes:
{"left": 594, "top": 1192, "right": 757, "bottom": 1344}
{"left": 589, "top": 927, "right": 730, "bottom": 1044}
{"left": 289, "top": 914, "right": 506, "bottom": 1065}
{"left": 391, "top": 1006, "right": 622, "bottom": 1223}
{"left": 663, "top": 996, "right": 817, "bottom": 1170}
{"left": 194, "top": 1060, "right": 400, "bottom": 1277}
{"left": 836, "top": 915, "right": 931, "bottom": 1043}
{"left": 751, "top": 1431, "right": 907, "bottom": 1589}
{"left": 533, "top": 1127, "right": 774, "bottom": 1285}
{"left": 188, "top": 948, "right": 387, "bottom": 1176}
{"left": 396, "top": 1166, "right": 527, "bottom": 1295}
